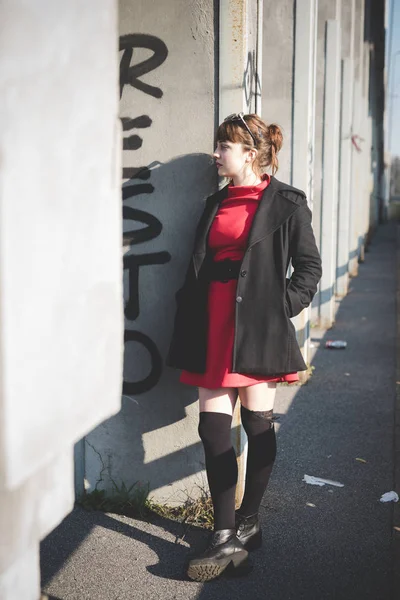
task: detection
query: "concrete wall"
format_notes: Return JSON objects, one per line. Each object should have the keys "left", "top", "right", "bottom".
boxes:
{"left": 262, "top": 0, "right": 295, "bottom": 183}
{"left": 336, "top": 0, "right": 355, "bottom": 297}
{"left": 262, "top": 0, "right": 318, "bottom": 368}
{"left": 366, "top": 0, "right": 386, "bottom": 231}
{"left": 82, "top": 0, "right": 386, "bottom": 505}
{"left": 0, "top": 1, "right": 386, "bottom": 596}
{"left": 0, "top": 1, "right": 122, "bottom": 598}
{"left": 311, "top": 0, "right": 383, "bottom": 325}
{"left": 348, "top": 0, "right": 365, "bottom": 277}
{"left": 311, "top": 0, "right": 341, "bottom": 322}
{"left": 218, "top": 0, "right": 264, "bottom": 503}
{"left": 85, "top": 0, "right": 217, "bottom": 504}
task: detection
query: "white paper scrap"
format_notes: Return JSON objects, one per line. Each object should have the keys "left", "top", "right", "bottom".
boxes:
{"left": 303, "top": 474, "right": 344, "bottom": 488}
{"left": 379, "top": 491, "right": 399, "bottom": 503}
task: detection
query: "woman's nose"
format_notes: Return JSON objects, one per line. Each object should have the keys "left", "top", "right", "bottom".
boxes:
{"left": 213, "top": 150, "right": 219, "bottom": 158}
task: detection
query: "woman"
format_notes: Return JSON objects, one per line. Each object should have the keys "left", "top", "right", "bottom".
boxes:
{"left": 167, "top": 113, "right": 322, "bottom": 582}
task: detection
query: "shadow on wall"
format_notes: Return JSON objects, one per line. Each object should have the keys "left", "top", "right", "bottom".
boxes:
{"left": 73, "top": 25, "right": 265, "bottom": 503}
{"left": 82, "top": 152, "right": 218, "bottom": 502}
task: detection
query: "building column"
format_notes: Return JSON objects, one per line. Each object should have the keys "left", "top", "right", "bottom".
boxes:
{"left": 292, "top": 0, "right": 318, "bottom": 205}
{"left": 319, "top": 19, "right": 341, "bottom": 327}
{"left": 219, "top": 0, "right": 260, "bottom": 117}
{"left": 291, "top": 0, "right": 318, "bottom": 369}
{"left": 360, "top": 43, "right": 373, "bottom": 260}
{"left": 311, "top": 0, "right": 340, "bottom": 323}
{"left": 349, "top": 0, "right": 365, "bottom": 276}
{"left": 219, "top": 0, "right": 262, "bottom": 505}
{"left": 335, "top": 0, "right": 355, "bottom": 297}
{"left": 336, "top": 57, "right": 354, "bottom": 296}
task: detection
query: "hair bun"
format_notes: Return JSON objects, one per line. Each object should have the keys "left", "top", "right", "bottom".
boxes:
{"left": 267, "top": 124, "right": 283, "bottom": 152}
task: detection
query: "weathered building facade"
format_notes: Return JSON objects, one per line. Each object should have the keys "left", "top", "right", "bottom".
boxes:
{"left": 0, "top": 1, "right": 387, "bottom": 598}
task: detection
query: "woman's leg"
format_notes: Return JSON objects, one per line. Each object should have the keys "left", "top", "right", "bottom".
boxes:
{"left": 188, "top": 387, "right": 250, "bottom": 582}
{"left": 198, "top": 386, "right": 237, "bottom": 415}
{"left": 237, "top": 383, "right": 277, "bottom": 517}
{"left": 198, "top": 387, "right": 238, "bottom": 531}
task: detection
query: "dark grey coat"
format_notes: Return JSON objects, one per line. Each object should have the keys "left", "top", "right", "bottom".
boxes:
{"left": 167, "top": 176, "right": 322, "bottom": 376}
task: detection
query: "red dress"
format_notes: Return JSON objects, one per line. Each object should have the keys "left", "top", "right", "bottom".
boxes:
{"left": 180, "top": 175, "right": 299, "bottom": 388}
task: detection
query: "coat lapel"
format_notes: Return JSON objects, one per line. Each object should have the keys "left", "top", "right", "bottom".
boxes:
{"left": 246, "top": 177, "right": 300, "bottom": 248}
{"left": 192, "top": 177, "right": 300, "bottom": 276}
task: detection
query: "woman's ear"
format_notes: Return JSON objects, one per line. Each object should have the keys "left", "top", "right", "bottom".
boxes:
{"left": 246, "top": 148, "right": 258, "bottom": 163}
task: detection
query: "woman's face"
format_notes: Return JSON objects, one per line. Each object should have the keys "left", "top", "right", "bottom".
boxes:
{"left": 213, "top": 141, "right": 251, "bottom": 179}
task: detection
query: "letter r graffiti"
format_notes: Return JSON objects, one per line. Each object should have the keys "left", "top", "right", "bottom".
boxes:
{"left": 119, "top": 33, "right": 168, "bottom": 99}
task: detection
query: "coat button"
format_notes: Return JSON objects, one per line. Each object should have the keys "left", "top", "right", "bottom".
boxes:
{"left": 240, "top": 270, "right": 247, "bottom": 277}
{"left": 236, "top": 296, "right": 243, "bottom": 303}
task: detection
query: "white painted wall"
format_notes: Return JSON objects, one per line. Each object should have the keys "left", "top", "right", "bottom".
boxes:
{"left": 0, "top": 1, "right": 122, "bottom": 597}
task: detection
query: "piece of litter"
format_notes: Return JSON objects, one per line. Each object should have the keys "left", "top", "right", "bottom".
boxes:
{"left": 122, "top": 394, "right": 139, "bottom": 405}
{"left": 380, "top": 491, "right": 399, "bottom": 503}
{"left": 303, "top": 474, "right": 344, "bottom": 488}
{"left": 325, "top": 340, "right": 347, "bottom": 349}
{"left": 355, "top": 458, "right": 367, "bottom": 463}
{"left": 327, "top": 489, "right": 334, "bottom": 493}
{"left": 306, "top": 503, "right": 316, "bottom": 508}
{"left": 394, "top": 526, "right": 400, "bottom": 532}
{"left": 345, "top": 373, "right": 350, "bottom": 376}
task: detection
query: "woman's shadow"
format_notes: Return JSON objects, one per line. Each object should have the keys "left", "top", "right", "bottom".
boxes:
{"left": 82, "top": 153, "right": 222, "bottom": 500}
{"left": 40, "top": 504, "right": 210, "bottom": 587}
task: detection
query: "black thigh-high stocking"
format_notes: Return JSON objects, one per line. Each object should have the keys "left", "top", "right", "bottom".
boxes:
{"left": 238, "top": 405, "right": 277, "bottom": 517}
{"left": 198, "top": 412, "right": 238, "bottom": 531}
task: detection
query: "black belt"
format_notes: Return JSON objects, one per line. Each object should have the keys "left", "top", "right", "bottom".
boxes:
{"left": 207, "top": 259, "right": 242, "bottom": 282}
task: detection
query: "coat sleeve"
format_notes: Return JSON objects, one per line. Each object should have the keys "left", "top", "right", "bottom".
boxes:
{"left": 166, "top": 196, "right": 213, "bottom": 371}
{"left": 285, "top": 198, "right": 322, "bottom": 318}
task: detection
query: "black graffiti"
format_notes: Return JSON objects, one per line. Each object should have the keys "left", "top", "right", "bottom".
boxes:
{"left": 122, "top": 166, "right": 152, "bottom": 181}
{"left": 122, "top": 116, "right": 152, "bottom": 151}
{"left": 123, "top": 206, "right": 163, "bottom": 246}
{"left": 243, "top": 51, "right": 261, "bottom": 109}
{"left": 121, "top": 33, "right": 169, "bottom": 394}
{"left": 123, "top": 330, "right": 162, "bottom": 394}
{"left": 123, "top": 135, "right": 143, "bottom": 151}
{"left": 122, "top": 182, "right": 155, "bottom": 201}
{"left": 124, "top": 251, "right": 171, "bottom": 321}
{"left": 120, "top": 34, "right": 168, "bottom": 99}
{"left": 122, "top": 115, "right": 152, "bottom": 130}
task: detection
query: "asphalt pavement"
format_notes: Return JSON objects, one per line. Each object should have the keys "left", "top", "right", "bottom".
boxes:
{"left": 41, "top": 223, "right": 399, "bottom": 600}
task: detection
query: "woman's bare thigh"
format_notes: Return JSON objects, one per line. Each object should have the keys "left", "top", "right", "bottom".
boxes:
{"left": 198, "top": 387, "right": 238, "bottom": 415}
{"left": 238, "top": 382, "right": 276, "bottom": 412}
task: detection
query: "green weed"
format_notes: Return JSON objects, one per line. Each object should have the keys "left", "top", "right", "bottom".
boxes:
{"left": 78, "top": 479, "right": 151, "bottom": 519}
